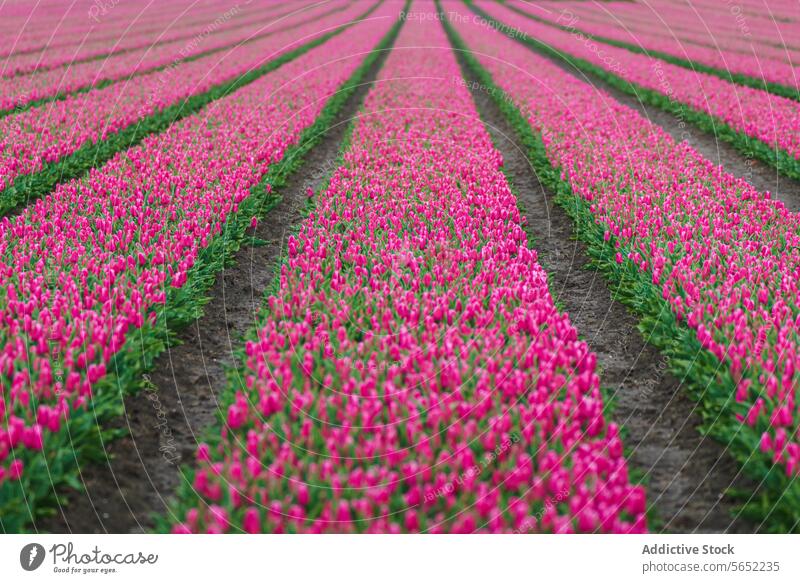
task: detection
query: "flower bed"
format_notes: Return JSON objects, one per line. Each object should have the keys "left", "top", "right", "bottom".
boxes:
{"left": 0, "top": 2, "right": 400, "bottom": 531}
{"left": 0, "top": 1, "right": 373, "bottom": 197}
{"left": 445, "top": 0, "right": 800, "bottom": 529}
{"left": 501, "top": 0, "right": 800, "bottom": 91}
{"left": 168, "top": 2, "right": 645, "bottom": 534}
{"left": 0, "top": 2, "right": 332, "bottom": 109}
{"left": 472, "top": 0, "right": 800, "bottom": 179}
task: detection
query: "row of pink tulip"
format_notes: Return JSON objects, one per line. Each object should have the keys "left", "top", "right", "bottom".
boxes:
{"left": 502, "top": 0, "right": 800, "bottom": 88}
{"left": 1, "top": 1, "right": 303, "bottom": 80}
{"left": 0, "top": 1, "right": 335, "bottom": 110}
{"left": 478, "top": 2, "right": 800, "bottom": 163}
{"left": 0, "top": 1, "right": 398, "bottom": 502}
{"left": 0, "top": 0, "right": 196, "bottom": 35}
{"left": 0, "top": 1, "right": 369, "bottom": 192}
{"left": 0, "top": 0, "right": 241, "bottom": 62}
{"left": 169, "top": 4, "right": 646, "bottom": 534}
{"left": 448, "top": 0, "right": 800, "bottom": 492}
{"left": 646, "top": 0, "right": 800, "bottom": 43}
{"left": 535, "top": 0, "right": 800, "bottom": 53}
{"left": 529, "top": 0, "right": 800, "bottom": 60}
{"left": 677, "top": 0, "right": 799, "bottom": 26}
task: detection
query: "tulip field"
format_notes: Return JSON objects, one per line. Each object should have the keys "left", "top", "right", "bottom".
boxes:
{"left": 1, "top": 0, "right": 799, "bottom": 535}
{"left": 469, "top": 1, "right": 800, "bottom": 180}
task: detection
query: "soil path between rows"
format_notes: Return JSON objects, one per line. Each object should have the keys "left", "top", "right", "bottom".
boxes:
{"left": 37, "top": 41, "right": 396, "bottom": 534}
{"left": 452, "top": 45, "right": 754, "bottom": 533}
